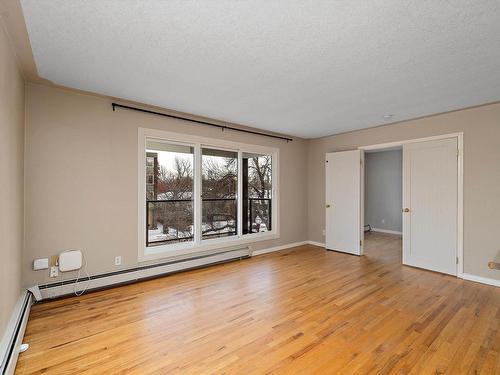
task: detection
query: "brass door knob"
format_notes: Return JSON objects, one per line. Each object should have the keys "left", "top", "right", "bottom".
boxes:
{"left": 326, "top": 204, "right": 331, "bottom": 208}
{"left": 403, "top": 208, "right": 410, "bottom": 213}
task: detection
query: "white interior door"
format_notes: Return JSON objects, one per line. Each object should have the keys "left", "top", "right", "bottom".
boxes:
{"left": 403, "top": 138, "right": 458, "bottom": 275}
{"left": 325, "top": 150, "right": 363, "bottom": 255}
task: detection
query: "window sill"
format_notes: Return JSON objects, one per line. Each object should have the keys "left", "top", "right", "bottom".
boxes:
{"left": 139, "top": 232, "right": 280, "bottom": 262}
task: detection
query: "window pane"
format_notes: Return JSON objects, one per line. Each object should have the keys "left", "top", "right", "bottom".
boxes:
{"left": 202, "top": 148, "right": 237, "bottom": 239}
{"left": 146, "top": 141, "right": 194, "bottom": 246}
{"left": 242, "top": 153, "right": 272, "bottom": 234}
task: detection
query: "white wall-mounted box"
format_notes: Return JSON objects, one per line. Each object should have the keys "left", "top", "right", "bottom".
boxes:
{"left": 59, "top": 250, "right": 82, "bottom": 272}
{"left": 33, "top": 258, "right": 49, "bottom": 270}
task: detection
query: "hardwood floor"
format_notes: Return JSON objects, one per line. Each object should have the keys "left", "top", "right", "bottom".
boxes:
{"left": 15, "top": 232, "right": 500, "bottom": 374}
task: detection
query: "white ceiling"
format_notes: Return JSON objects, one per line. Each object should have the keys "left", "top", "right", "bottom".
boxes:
{"left": 21, "top": 1, "right": 500, "bottom": 138}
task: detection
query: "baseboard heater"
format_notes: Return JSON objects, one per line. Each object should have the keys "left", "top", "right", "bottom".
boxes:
{"left": 0, "top": 291, "right": 33, "bottom": 375}
{"left": 38, "top": 246, "right": 251, "bottom": 300}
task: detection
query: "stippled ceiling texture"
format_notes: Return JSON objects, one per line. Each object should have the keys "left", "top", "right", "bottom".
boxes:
{"left": 21, "top": 0, "right": 500, "bottom": 138}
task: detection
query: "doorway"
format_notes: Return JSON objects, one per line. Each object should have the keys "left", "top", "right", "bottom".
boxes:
{"left": 325, "top": 133, "right": 463, "bottom": 276}
{"left": 363, "top": 147, "right": 403, "bottom": 263}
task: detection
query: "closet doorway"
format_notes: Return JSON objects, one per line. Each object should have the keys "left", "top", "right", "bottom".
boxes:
{"left": 324, "top": 133, "right": 463, "bottom": 276}
{"left": 363, "top": 147, "right": 402, "bottom": 264}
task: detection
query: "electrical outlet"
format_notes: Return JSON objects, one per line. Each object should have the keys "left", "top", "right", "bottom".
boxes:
{"left": 50, "top": 266, "right": 58, "bottom": 278}
{"left": 115, "top": 256, "right": 122, "bottom": 266}
{"left": 322, "top": 229, "right": 326, "bottom": 236}
{"left": 381, "top": 219, "right": 385, "bottom": 224}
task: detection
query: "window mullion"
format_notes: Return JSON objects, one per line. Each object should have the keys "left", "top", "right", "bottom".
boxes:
{"left": 237, "top": 150, "right": 243, "bottom": 237}
{"left": 272, "top": 152, "right": 278, "bottom": 234}
{"left": 194, "top": 144, "right": 202, "bottom": 244}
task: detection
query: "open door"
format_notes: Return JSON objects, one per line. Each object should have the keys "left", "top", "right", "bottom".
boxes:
{"left": 402, "top": 138, "right": 458, "bottom": 275}
{"left": 325, "top": 150, "right": 363, "bottom": 255}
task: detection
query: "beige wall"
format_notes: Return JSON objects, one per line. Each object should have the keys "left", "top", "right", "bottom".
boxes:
{"left": 307, "top": 102, "right": 500, "bottom": 280}
{"left": 0, "top": 24, "right": 25, "bottom": 334}
{"left": 23, "top": 83, "right": 308, "bottom": 286}
{"left": 20, "top": 70, "right": 500, "bottom": 286}
{"left": 364, "top": 150, "right": 402, "bottom": 233}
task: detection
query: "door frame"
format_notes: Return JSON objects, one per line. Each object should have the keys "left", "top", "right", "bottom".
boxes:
{"left": 358, "top": 132, "right": 464, "bottom": 278}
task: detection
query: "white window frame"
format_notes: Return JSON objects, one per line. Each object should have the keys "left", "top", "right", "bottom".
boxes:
{"left": 138, "top": 127, "right": 280, "bottom": 262}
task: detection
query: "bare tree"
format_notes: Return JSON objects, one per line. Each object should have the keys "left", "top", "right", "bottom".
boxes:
{"left": 247, "top": 155, "right": 272, "bottom": 232}
{"left": 152, "top": 157, "right": 194, "bottom": 241}
{"left": 248, "top": 155, "right": 272, "bottom": 198}
{"left": 201, "top": 156, "right": 237, "bottom": 236}
{"left": 149, "top": 153, "right": 272, "bottom": 242}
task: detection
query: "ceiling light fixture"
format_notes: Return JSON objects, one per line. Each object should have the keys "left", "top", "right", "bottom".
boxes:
{"left": 382, "top": 114, "right": 393, "bottom": 120}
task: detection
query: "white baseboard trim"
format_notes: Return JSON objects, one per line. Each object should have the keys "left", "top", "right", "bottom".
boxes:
{"left": 251, "top": 240, "right": 326, "bottom": 256}
{"left": 254, "top": 243, "right": 499, "bottom": 290}
{"left": 0, "top": 291, "right": 32, "bottom": 375}
{"left": 252, "top": 241, "right": 308, "bottom": 256}
{"left": 307, "top": 240, "right": 325, "bottom": 248}
{"left": 371, "top": 228, "right": 402, "bottom": 236}
{"left": 461, "top": 273, "right": 500, "bottom": 288}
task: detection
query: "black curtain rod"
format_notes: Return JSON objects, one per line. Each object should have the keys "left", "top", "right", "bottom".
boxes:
{"left": 111, "top": 103, "right": 293, "bottom": 142}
